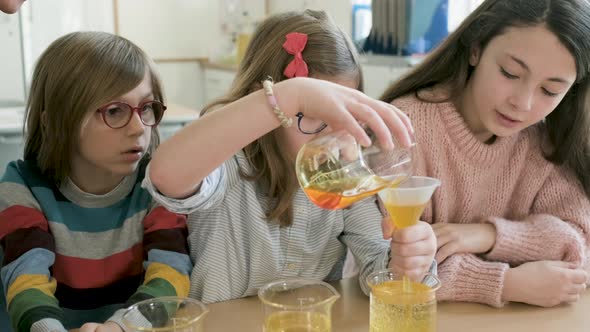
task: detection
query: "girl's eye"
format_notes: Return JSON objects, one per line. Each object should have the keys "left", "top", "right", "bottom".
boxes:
{"left": 142, "top": 104, "right": 154, "bottom": 114}
{"left": 542, "top": 88, "right": 559, "bottom": 97}
{"left": 500, "top": 67, "right": 519, "bottom": 79}
{"left": 106, "top": 107, "right": 125, "bottom": 116}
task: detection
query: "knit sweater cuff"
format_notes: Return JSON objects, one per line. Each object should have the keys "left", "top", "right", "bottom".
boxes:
{"left": 484, "top": 216, "right": 584, "bottom": 264}
{"left": 483, "top": 217, "right": 543, "bottom": 263}
{"left": 437, "top": 253, "right": 509, "bottom": 307}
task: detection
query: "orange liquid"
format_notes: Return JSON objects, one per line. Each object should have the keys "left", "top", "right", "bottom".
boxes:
{"left": 304, "top": 185, "right": 384, "bottom": 210}
{"left": 383, "top": 203, "right": 427, "bottom": 229}
{"left": 303, "top": 175, "right": 402, "bottom": 210}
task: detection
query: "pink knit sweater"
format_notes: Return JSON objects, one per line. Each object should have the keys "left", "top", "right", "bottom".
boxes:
{"left": 393, "top": 94, "right": 590, "bottom": 307}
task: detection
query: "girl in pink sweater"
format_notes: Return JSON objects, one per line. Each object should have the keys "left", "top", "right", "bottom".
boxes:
{"left": 381, "top": 0, "right": 590, "bottom": 307}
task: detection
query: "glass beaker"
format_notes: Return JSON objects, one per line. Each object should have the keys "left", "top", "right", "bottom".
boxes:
{"left": 367, "top": 270, "right": 441, "bottom": 332}
{"left": 122, "top": 297, "right": 209, "bottom": 332}
{"left": 296, "top": 130, "right": 414, "bottom": 210}
{"left": 258, "top": 279, "right": 340, "bottom": 332}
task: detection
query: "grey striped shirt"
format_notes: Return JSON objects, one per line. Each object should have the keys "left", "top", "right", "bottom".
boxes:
{"left": 143, "top": 151, "right": 391, "bottom": 303}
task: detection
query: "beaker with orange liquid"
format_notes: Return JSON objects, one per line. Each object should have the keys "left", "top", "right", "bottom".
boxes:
{"left": 367, "top": 270, "right": 440, "bottom": 332}
{"left": 258, "top": 279, "right": 340, "bottom": 332}
{"left": 296, "top": 130, "right": 414, "bottom": 210}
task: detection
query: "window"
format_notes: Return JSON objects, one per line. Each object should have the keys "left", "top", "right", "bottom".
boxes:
{"left": 354, "top": 0, "right": 484, "bottom": 55}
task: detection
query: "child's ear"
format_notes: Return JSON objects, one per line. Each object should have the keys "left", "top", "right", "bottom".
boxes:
{"left": 469, "top": 46, "right": 481, "bottom": 66}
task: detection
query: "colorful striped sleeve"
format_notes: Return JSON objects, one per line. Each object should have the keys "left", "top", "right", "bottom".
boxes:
{"left": 138, "top": 205, "right": 191, "bottom": 299}
{"left": 106, "top": 205, "right": 191, "bottom": 327}
{"left": 0, "top": 162, "right": 66, "bottom": 332}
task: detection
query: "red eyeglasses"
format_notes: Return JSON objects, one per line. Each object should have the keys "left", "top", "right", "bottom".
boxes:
{"left": 97, "top": 100, "right": 166, "bottom": 129}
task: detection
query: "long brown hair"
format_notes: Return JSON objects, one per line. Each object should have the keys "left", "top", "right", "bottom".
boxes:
{"left": 381, "top": 0, "right": 590, "bottom": 196}
{"left": 202, "top": 10, "right": 362, "bottom": 226}
{"left": 24, "top": 31, "right": 164, "bottom": 185}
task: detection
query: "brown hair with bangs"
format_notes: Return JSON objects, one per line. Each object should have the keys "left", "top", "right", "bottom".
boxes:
{"left": 201, "top": 10, "right": 362, "bottom": 226}
{"left": 24, "top": 31, "right": 164, "bottom": 185}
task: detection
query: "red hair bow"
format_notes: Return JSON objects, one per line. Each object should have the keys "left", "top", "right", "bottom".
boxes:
{"left": 283, "top": 32, "right": 309, "bottom": 78}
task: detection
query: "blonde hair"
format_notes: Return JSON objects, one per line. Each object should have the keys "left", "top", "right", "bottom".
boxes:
{"left": 24, "top": 31, "right": 164, "bottom": 184}
{"left": 202, "top": 10, "right": 362, "bottom": 226}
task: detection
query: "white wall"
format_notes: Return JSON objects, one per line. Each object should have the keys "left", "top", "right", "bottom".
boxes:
{"left": 156, "top": 62, "right": 203, "bottom": 108}
{"left": 1, "top": 0, "right": 363, "bottom": 112}
{"left": 115, "top": 0, "right": 263, "bottom": 109}
{"left": 268, "top": 0, "right": 352, "bottom": 38}
{"left": 0, "top": 12, "right": 26, "bottom": 106}
{"left": 1, "top": 0, "right": 114, "bottom": 106}
{"left": 16, "top": 0, "right": 115, "bottom": 91}
{"left": 116, "top": 0, "right": 265, "bottom": 60}
{"left": 21, "top": 0, "right": 115, "bottom": 73}
{"left": 117, "top": 0, "right": 220, "bottom": 59}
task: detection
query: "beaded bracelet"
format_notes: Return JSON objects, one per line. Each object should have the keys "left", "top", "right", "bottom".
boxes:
{"left": 262, "top": 77, "right": 293, "bottom": 128}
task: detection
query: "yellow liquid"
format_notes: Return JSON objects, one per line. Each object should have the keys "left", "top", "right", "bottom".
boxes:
{"left": 303, "top": 175, "right": 399, "bottom": 210}
{"left": 383, "top": 203, "right": 427, "bottom": 229}
{"left": 370, "top": 281, "right": 436, "bottom": 332}
{"left": 382, "top": 202, "right": 428, "bottom": 292}
{"left": 264, "top": 311, "right": 331, "bottom": 332}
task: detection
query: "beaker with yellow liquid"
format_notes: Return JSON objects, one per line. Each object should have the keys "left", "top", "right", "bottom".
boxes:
{"left": 296, "top": 130, "right": 414, "bottom": 210}
{"left": 367, "top": 270, "right": 441, "bottom": 332}
{"left": 122, "top": 296, "right": 209, "bottom": 332}
{"left": 258, "top": 279, "right": 340, "bottom": 332}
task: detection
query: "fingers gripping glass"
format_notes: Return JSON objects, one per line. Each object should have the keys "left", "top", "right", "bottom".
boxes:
{"left": 296, "top": 112, "right": 327, "bottom": 135}
{"left": 97, "top": 101, "right": 167, "bottom": 129}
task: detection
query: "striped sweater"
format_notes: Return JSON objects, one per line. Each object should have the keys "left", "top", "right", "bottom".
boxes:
{"left": 0, "top": 159, "right": 192, "bottom": 332}
{"left": 143, "top": 151, "right": 393, "bottom": 303}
